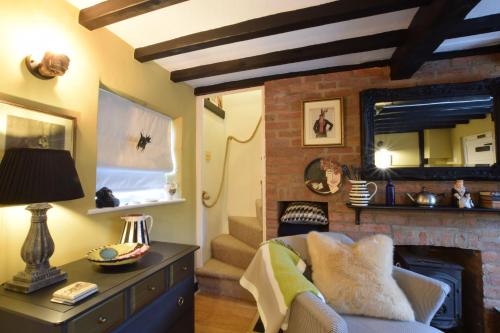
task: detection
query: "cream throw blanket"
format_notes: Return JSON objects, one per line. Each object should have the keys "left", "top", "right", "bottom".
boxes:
{"left": 240, "top": 240, "right": 324, "bottom": 333}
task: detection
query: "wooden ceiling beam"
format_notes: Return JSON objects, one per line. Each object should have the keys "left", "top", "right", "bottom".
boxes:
{"left": 375, "top": 125, "right": 456, "bottom": 134}
{"left": 134, "top": 0, "right": 430, "bottom": 62}
{"left": 447, "top": 13, "right": 500, "bottom": 39}
{"left": 375, "top": 114, "right": 487, "bottom": 125}
{"left": 390, "top": 0, "right": 480, "bottom": 80}
{"left": 431, "top": 44, "right": 500, "bottom": 61}
{"left": 374, "top": 122, "right": 458, "bottom": 134}
{"left": 171, "top": 30, "right": 405, "bottom": 82}
{"left": 193, "top": 42, "right": 499, "bottom": 96}
{"left": 193, "top": 60, "right": 390, "bottom": 96}
{"left": 79, "top": 0, "right": 188, "bottom": 30}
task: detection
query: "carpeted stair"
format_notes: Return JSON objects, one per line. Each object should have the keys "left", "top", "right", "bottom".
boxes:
{"left": 196, "top": 200, "right": 263, "bottom": 302}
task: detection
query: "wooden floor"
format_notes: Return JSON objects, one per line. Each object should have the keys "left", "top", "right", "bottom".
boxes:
{"left": 195, "top": 292, "right": 258, "bottom": 333}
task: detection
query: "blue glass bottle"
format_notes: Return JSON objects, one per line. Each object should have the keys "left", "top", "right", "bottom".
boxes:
{"left": 386, "top": 178, "right": 395, "bottom": 206}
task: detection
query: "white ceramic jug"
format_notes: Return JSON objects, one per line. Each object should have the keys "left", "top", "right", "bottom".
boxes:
{"left": 120, "top": 214, "right": 154, "bottom": 245}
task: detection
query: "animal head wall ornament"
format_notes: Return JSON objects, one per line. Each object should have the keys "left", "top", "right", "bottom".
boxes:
{"left": 25, "top": 52, "right": 70, "bottom": 80}
{"left": 137, "top": 132, "right": 152, "bottom": 151}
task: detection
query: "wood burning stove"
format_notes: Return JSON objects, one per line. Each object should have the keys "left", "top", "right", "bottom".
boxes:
{"left": 395, "top": 248, "right": 464, "bottom": 331}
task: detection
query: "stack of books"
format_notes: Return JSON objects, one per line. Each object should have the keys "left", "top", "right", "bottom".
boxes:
{"left": 479, "top": 192, "right": 500, "bottom": 209}
{"left": 51, "top": 282, "right": 98, "bottom": 305}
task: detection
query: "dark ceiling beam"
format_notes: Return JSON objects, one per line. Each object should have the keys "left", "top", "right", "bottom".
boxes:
{"left": 194, "top": 42, "right": 500, "bottom": 96}
{"left": 376, "top": 108, "right": 491, "bottom": 118}
{"left": 431, "top": 44, "right": 500, "bottom": 61}
{"left": 377, "top": 102, "right": 492, "bottom": 114}
{"left": 79, "top": 0, "right": 188, "bottom": 30}
{"left": 375, "top": 125, "right": 456, "bottom": 134}
{"left": 193, "top": 60, "right": 390, "bottom": 96}
{"left": 375, "top": 114, "right": 487, "bottom": 124}
{"left": 390, "top": 0, "right": 480, "bottom": 80}
{"left": 447, "top": 13, "right": 500, "bottom": 39}
{"left": 375, "top": 119, "right": 469, "bottom": 128}
{"left": 171, "top": 30, "right": 405, "bottom": 82}
{"left": 134, "top": 0, "right": 429, "bottom": 62}
{"left": 375, "top": 123, "right": 461, "bottom": 130}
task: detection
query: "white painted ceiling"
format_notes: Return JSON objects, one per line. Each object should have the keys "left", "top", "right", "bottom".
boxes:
{"left": 66, "top": 0, "right": 500, "bottom": 89}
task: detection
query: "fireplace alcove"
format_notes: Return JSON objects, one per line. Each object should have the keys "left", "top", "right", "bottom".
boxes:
{"left": 395, "top": 245, "right": 484, "bottom": 333}
{"left": 277, "top": 201, "right": 329, "bottom": 236}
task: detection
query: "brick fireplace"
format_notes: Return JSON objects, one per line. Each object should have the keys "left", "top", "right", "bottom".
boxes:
{"left": 264, "top": 53, "right": 500, "bottom": 332}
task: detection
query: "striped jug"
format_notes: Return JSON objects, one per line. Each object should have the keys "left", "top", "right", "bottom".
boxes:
{"left": 349, "top": 180, "right": 378, "bottom": 206}
{"left": 120, "top": 214, "right": 154, "bottom": 245}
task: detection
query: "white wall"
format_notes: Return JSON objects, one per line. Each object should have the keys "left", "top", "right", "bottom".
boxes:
{"left": 201, "top": 109, "right": 227, "bottom": 261}
{"left": 200, "top": 89, "right": 263, "bottom": 263}
{"left": 224, "top": 90, "right": 263, "bottom": 217}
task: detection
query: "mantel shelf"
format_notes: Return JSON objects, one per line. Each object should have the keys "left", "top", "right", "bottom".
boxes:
{"left": 87, "top": 198, "right": 186, "bottom": 215}
{"left": 346, "top": 203, "right": 500, "bottom": 225}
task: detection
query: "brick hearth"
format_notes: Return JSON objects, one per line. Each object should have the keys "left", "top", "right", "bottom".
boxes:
{"left": 264, "top": 53, "right": 500, "bottom": 332}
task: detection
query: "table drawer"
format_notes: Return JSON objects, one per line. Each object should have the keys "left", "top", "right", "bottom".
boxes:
{"left": 170, "top": 253, "right": 194, "bottom": 288}
{"left": 68, "top": 293, "right": 125, "bottom": 333}
{"left": 131, "top": 269, "right": 166, "bottom": 314}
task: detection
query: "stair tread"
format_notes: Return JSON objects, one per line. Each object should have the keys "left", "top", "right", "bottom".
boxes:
{"left": 196, "top": 259, "right": 244, "bottom": 281}
{"left": 212, "top": 234, "right": 257, "bottom": 254}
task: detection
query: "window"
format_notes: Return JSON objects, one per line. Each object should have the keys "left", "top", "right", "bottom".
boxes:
{"left": 96, "top": 89, "right": 175, "bottom": 205}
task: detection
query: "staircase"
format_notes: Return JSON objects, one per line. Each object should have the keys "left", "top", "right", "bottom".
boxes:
{"left": 196, "top": 200, "right": 263, "bottom": 302}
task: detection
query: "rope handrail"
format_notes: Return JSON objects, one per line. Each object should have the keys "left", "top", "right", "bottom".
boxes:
{"left": 202, "top": 117, "right": 262, "bottom": 208}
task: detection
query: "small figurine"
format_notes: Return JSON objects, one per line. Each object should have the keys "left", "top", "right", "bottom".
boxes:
{"left": 95, "top": 187, "right": 120, "bottom": 208}
{"left": 452, "top": 180, "right": 474, "bottom": 208}
{"left": 459, "top": 192, "right": 474, "bottom": 209}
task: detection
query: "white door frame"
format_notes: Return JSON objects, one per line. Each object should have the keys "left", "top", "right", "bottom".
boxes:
{"left": 195, "top": 86, "right": 266, "bottom": 268}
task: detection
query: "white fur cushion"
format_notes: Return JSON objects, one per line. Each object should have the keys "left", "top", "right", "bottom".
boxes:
{"left": 307, "top": 232, "right": 415, "bottom": 321}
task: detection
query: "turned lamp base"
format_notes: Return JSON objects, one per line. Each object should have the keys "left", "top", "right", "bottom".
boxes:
{"left": 3, "top": 203, "right": 67, "bottom": 294}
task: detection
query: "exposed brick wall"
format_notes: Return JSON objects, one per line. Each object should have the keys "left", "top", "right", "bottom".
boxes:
{"left": 264, "top": 53, "right": 500, "bottom": 332}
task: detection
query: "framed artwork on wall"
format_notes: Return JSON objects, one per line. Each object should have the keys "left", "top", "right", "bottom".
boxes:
{"left": 302, "top": 98, "right": 344, "bottom": 147}
{"left": 0, "top": 99, "right": 76, "bottom": 157}
{"left": 304, "top": 158, "right": 343, "bottom": 195}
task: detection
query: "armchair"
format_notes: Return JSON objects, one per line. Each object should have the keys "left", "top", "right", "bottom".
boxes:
{"left": 278, "top": 233, "right": 450, "bottom": 333}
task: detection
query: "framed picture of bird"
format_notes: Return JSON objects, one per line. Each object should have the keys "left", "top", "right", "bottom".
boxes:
{"left": 302, "top": 98, "right": 344, "bottom": 147}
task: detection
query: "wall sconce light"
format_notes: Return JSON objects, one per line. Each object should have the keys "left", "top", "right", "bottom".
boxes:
{"left": 25, "top": 52, "right": 70, "bottom": 80}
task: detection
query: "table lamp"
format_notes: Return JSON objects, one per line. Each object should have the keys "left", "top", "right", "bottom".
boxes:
{"left": 0, "top": 148, "right": 84, "bottom": 293}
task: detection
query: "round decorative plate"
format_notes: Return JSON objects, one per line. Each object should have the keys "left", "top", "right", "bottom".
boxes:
{"left": 304, "top": 158, "right": 343, "bottom": 195}
{"left": 87, "top": 243, "right": 149, "bottom": 266}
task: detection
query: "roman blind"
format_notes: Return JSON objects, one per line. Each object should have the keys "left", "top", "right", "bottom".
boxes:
{"left": 96, "top": 89, "right": 174, "bottom": 205}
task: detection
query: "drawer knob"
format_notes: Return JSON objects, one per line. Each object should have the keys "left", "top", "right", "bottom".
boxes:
{"left": 98, "top": 316, "right": 108, "bottom": 324}
{"left": 177, "top": 296, "right": 184, "bottom": 307}
{"left": 148, "top": 285, "right": 157, "bottom": 292}
{"left": 182, "top": 266, "right": 188, "bottom": 271}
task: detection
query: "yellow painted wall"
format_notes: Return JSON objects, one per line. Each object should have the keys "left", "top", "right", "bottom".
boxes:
{"left": 424, "top": 128, "right": 452, "bottom": 166}
{"left": 451, "top": 114, "right": 494, "bottom": 165}
{"left": 0, "top": 0, "right": 196, "bottom": 282}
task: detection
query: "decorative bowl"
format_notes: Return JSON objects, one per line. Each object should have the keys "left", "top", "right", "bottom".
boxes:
{"left": 87, "top": 243, "right": 149, "bottom": 266}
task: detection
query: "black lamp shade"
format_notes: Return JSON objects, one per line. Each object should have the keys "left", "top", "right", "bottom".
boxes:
{"left": 0, "top": 148, "right": 84, "bottom": 204}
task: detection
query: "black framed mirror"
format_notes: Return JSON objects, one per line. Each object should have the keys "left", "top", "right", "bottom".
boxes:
{"left": 361, "top": 78, "right": 500, "bottom": 180}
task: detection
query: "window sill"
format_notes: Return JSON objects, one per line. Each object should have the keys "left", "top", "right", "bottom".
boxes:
{"left": 87, "top": 198, "right": 186, "bottom": 215}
